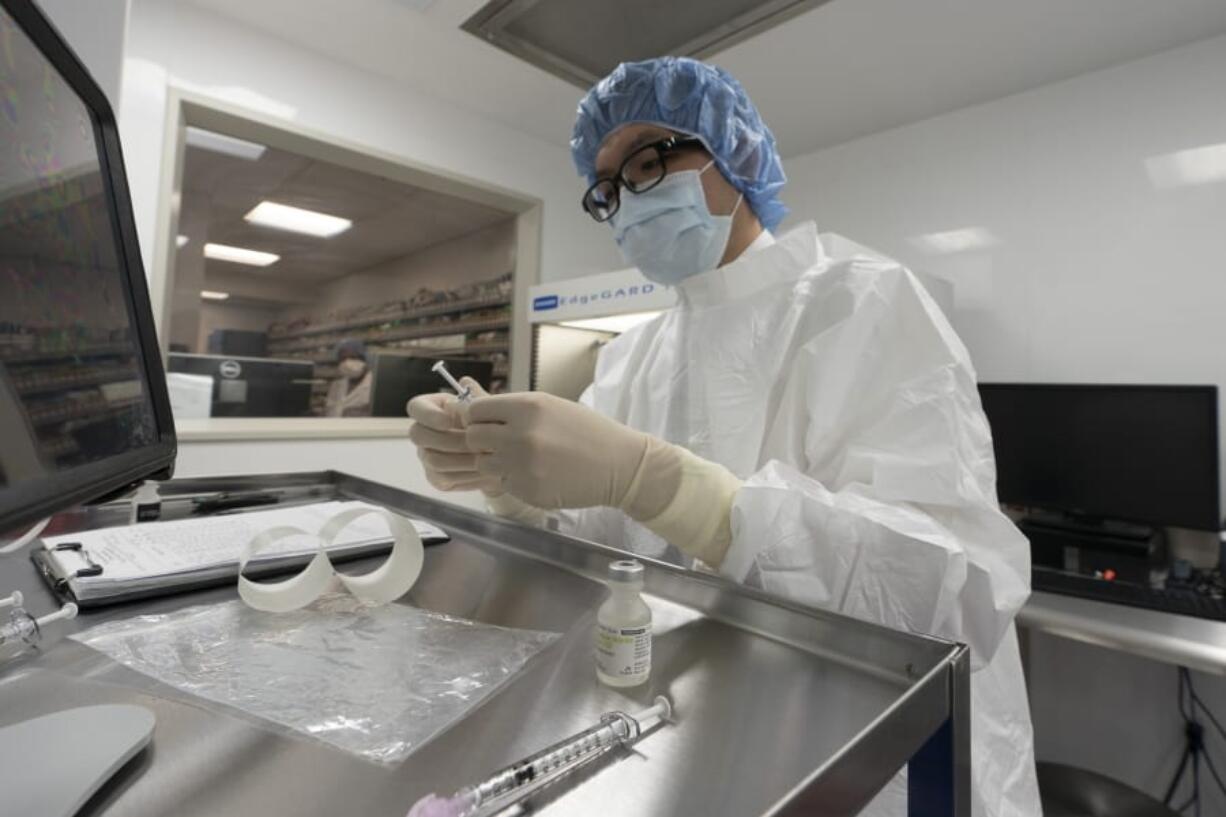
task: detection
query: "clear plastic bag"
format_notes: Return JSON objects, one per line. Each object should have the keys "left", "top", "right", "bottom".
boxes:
{"left": 73, "top": 595, "right": 559, "bottom": 764}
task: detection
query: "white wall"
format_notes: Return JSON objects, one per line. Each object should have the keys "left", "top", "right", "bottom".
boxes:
{"left": 779, "top": 33, "right": 1226, "bottom": 811}
{"left": 117, "top": 0, "right": 621, "bottom": 305}
{"left": 196, "top": 301, "right": 279, "bottom": 352}
{"left": 779, "top": 33, "right": 1226, "bottom": 508}
{"left": 279, "top": 220, "right": 516, "bottom": 323}
{"left": 36, "top": 0, "right": 129, "bottom": 107}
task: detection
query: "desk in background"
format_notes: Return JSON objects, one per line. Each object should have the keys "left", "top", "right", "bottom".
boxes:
{"left": 1019, "top": 589, "right": 1226, "bottom": 676}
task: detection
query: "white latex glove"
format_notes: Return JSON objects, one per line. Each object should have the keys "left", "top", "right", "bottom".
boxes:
{"left": 406, "top": 378, "right": 500, "bottom": 494}
{"left": 465, "top": 392, "right": 743, "bottom": 565}
{"left": 464, "top": 392, "right": 656, "bottom": 511}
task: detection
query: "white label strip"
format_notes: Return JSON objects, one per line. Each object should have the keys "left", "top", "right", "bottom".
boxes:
{"left": 237, "top": 509, "right": 424, "bottom": 613}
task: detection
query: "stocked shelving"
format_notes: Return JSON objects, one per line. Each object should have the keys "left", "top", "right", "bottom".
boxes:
{"left": 264, "top": 273, "right": 514, "bottom": 414}
{"left": 12, "top": 363, "right": 139, "bottom": 396}
{"left": 268, "top": 294, "right": 511, "bottom": 341}
{"left": 267, "top": 316, "right": 510, "bottom": 356}
{"left": 285, "top": 341, "right": 510, "bottom": 367}
{"left": 1, "top": 331, "right": 150, "bottom": 466}
{"left": 28, "top": 394, "right": 144, "bottom": 428}
{"left": 0, "top": 343, "right": 135, "bottom": 365}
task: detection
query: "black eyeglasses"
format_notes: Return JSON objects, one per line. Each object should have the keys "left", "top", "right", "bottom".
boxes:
{"left": 581, "top": 136, "right": 706, "bottom": 223}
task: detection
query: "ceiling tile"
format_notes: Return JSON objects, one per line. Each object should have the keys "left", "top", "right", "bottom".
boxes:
{"left": 181, "top": 142, "right": 517, "bottom": 299}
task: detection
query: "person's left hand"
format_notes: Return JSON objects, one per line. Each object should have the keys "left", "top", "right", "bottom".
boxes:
{"left": 464, "top": 392, "right": 657, "bottom": 511}
{"left": 407, "top": 379, "right": 500, "bottom": 494}
{"left": 465, "top": 390, "right": 744, "bottom": 567}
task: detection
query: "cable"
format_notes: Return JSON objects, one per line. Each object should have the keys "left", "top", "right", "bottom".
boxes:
{"left": 1167, "top": 668, "right": 1192, "bottom": 807}
{"left": 1167, "top": 747, "right": 1191, "bottom": 804}
{"left": 1189, "top": 671, "right": 1202, "bottom": 817}
{"left": 1203, "top": 750, "right": 1226, "bottom": 800}
{"left": 1193, "top": 696, "right": 1226, "bottom": 744}
{"left": 0, "top": 516, "right": 50, "bottom": 555}
{"left": 1180, "top": 667, "right": 1191, "bottom": 720}
{"left": 1193, "top": 747, "right": 1201, "bottom": 817}
{"left": 1167, "top": 670, "right": 1185, "bottom": 805}
{"left": 1170, "top": 665, "right": 1226, "bottom": 813}
{"left": 1168, "top": 667, "right": 1204, "bottom": 813}
{"left": 1187, "top": 675, "right": 1226, "bottom": 746}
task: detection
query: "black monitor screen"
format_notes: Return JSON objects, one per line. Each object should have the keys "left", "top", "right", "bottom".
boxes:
{"left": 167, "top": 354, "right": 313, "bottom": 417}
{"left": 979, "top": 384, "right": 1219, "bottom": 531}
{"left": 369, "top": 356, "right": 493, "bottom": 417}
{"left": 0, "top": 1, "right": 174, "bottom": 531}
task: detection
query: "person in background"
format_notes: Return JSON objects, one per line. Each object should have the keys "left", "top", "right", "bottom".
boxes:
{"left": 324, "top": 338, "right": 372, "bottom": 417}
{"left": 408, "top": 57, "right": 1038, "bottom": 817}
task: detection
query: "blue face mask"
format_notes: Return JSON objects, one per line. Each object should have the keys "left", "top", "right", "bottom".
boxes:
{"left": 611, "top": 162, "right": 742, "bottom": 286}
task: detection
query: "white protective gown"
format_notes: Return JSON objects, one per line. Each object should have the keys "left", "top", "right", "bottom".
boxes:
{"left": 324, "top": 371, "right": 372, "bottom": 417}
{"left": 560, "top": 222, "right": 1040, "bottom": 817}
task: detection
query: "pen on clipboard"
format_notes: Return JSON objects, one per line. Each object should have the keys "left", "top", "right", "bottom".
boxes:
{"left": 192, "top": 491, "right": 282, "bottom": 515}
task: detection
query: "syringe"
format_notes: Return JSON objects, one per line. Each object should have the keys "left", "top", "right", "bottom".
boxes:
{"left": 432, "top": 360, "right": 473, "bottom": 404}
{"left": 0, "top": 601, "right": 78, "bottom": 662}
{"left": 407, "top": 696, "right": 672, "bottom": 817}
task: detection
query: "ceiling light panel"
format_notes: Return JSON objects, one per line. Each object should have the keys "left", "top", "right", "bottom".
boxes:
{"left": 185, "top": 126, "right": 267, "bottom": 161}
{"left": 200, "top": 290, "right": 231, "bottom": 300}
{"left": 244, "top": 201, "right": 353, "bottom": 237}
{"left": 1146, "top": 144, "right": 1226, "bottom": 189}
{"left": 204, "top": 243, "right": 280, "bottom": 267}
{"left": 910, "top": 227, "right": 998, "bottom": 255}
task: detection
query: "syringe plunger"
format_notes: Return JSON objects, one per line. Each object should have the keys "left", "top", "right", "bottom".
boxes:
{"left": 0, "top": 602, "right": 78, "bottom": 660}
{"left": 431, "top": 361, "right": 473, "bottom": 403}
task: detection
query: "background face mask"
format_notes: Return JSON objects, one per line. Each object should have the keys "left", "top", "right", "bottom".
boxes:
{"left": 338, "top": 359, "right": 367, "bottom": 379}
{"left": 612, "top": 164, "right": 738, "bottom": 285}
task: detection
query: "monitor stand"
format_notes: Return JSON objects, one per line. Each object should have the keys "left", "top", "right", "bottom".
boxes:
{"left": 1022, "top": 509, "right": 1155, "bottom": 541}
{"left": 0, "top": 704, "right": 154, "bottom": 816}
{"left": 1020, "top": 511, "right": 1165, "bottom": 583}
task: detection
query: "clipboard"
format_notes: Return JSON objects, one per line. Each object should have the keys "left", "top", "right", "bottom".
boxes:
{"left": 29, "top": 501, "right": 450, "bottom": 608}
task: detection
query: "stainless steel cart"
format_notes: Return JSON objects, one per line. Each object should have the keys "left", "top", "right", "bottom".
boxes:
{"left": 0, "top": 472, "right": 970, "bottom": 816}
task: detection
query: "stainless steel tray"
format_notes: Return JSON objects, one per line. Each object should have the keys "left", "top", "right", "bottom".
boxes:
{"left": 0, "top": 471, "right": 969, "bottom": 816}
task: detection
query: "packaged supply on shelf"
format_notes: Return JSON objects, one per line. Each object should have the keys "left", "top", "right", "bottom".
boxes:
{"left": 404, "top": 334, "right": 467, "bottom": 351}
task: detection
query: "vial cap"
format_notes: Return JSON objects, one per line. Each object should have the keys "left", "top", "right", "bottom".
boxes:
{"left": 608, "top": 559, "right": 644, "bottom": 585}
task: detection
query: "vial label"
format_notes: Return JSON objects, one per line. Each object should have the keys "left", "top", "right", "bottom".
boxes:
{"left": 595, "top": 622, "right": 651, "bottom": 679}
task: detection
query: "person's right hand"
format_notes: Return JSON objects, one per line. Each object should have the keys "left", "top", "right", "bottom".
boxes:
{"left": 407, "top": 378, "right": 500, "bottom": 494}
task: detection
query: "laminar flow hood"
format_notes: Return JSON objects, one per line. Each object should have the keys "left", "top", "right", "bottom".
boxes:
{"left": 462, "top": 0, "right": 834, "bottom": 88}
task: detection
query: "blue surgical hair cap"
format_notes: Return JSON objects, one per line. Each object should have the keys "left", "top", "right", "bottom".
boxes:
{"left": 570, "top": 57, "right": 788, "bottom": 231}
{"left": 335, "top": 338, "right": 367, "bottom": 360}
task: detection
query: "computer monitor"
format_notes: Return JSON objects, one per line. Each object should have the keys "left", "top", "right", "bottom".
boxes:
{"left": 978, "top": 383, "right": 1220, "bottom": 531}
{"left": 0, "top": 0, "right": 175, "bottom": 534}
{"left": 368, "top": 354, "right": 493, "bottom": 417}
{"left": 167, "top": 354, "right": 314, "bottom": 417}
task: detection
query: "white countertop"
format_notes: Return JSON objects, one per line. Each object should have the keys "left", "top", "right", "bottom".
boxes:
{"left": 175, "top": 417, "right": 413, "bottom": 442}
